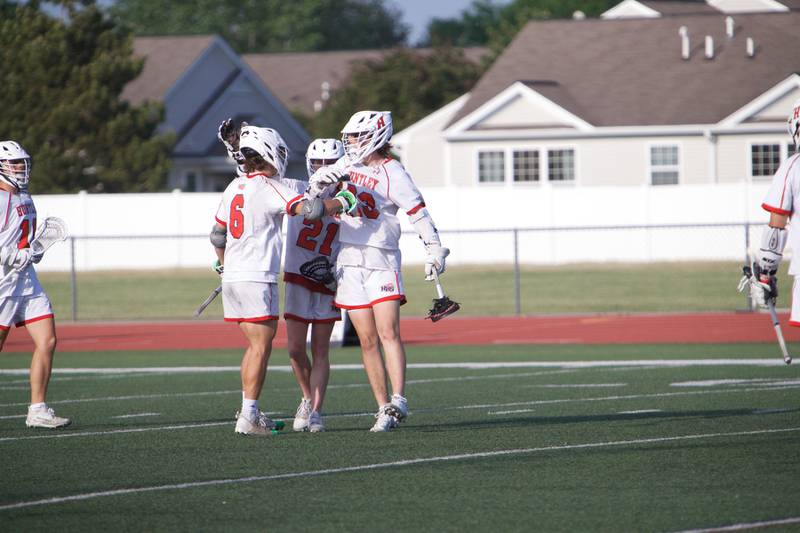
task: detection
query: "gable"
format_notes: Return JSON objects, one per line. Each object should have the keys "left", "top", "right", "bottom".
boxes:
{"left": 707, "top": 0, "right": 789, "bottom": 12}
{"left": 743, "top": 87, "right": 800, "bottom": 123}
{"left": 471, "top": 93, "right": 579, "bottom": 131}
{"left": 718, "top": 74, "right": 800, "bottom": 127}
{"left": 602, "top": 0, "right": 662, "bottom": 18}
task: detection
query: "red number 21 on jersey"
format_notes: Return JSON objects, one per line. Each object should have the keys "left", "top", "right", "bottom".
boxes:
{"left": 297, "top": 220, "right": 338, "bottom": 256}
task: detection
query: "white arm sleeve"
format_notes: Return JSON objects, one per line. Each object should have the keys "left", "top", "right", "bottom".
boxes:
{"left": 757, "top": 225, "right": 788, "bottom": 274}
{"left": 409, "top": 207, "right": 441, "bottom": 249}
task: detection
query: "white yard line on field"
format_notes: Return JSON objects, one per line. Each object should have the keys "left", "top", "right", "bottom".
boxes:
{"left": 111, "top": 413, "right": 161, "bottom": 419}
{"left": 0, "top": 359, "right": 791, "bottom": 377}
{"left": 3, "top": 382, "right": 796, "bottom": 443}
{"left": 0, "top": 389, "right": 241, "bottom": 408}
{"left": 0, "top": 426, "right": 798, "bottom": 512}
{"left": 674, "top": 516, "right": 800, "bottom": 532}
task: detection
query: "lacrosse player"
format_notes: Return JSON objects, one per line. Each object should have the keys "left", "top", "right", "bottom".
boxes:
{"left": 0, "top": 141, "right": 70, "bottom": 429}
{"left": 213, "top": 123, "right": 354, "bottom": 436}
{"left": 308, "top": 110, "right": 449, "bottom": 432}
{"left": 280, "top": 138, "right": 345, "bottom": 432}
{"left": 743, "top": 99, "right": 800, "bottom": 322}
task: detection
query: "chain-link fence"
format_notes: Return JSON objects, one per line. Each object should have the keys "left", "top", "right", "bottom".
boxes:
{"left": 38, "top": 222, "right": 766, "bottom": 321}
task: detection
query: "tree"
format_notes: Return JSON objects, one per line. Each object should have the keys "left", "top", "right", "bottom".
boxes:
{"left": 304, "top": 47, "right": 483, "bottom": 140}
{"left": 109, "top": 0, "right": 409, "bottom": 53}
{"left": 0, "top": 1, "right": 174, "bottom": 193}
{"left": 423, "top": 0, "right": 620, "bottom": 56}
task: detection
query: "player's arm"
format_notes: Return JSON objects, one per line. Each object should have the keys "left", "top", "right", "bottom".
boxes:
{"left": 289, "top": 192, "right": 356, "bottom": 220}
{"left": 209, "top": 222, "right": 226, "bottom": 274}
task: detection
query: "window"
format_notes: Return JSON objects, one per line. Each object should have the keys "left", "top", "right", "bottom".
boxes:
{"left": 548, "top": 149, "right": 574, "bottom": 182}
{"left": 650, "top": 145, "right": 679, "bottom": 186}
{"left": 751, "top": 144, "right": 781, "bottom": 177}
{"left": 513, "top": 150, "right": 539, "bottom": 182}
{"left": 478, "top": 151, "right": 505, "bottom": 183}
{"left": 789, "top": 143, "right": 798, "bottom": 159}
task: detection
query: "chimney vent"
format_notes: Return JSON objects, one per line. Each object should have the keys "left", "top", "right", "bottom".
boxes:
{"left": 705, "top": 35, "right": 714, "bottom": 59}
{"left": 746, "top": 37, "right": 755, "bottom": 58}
{"left": 726, "top": 16, "right": 734, "bottom": 38}
{"left": 680, "top": 27, "right": 690, "bottom": 59}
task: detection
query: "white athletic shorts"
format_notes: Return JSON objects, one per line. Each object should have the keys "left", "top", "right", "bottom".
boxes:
{"left": 0, "top": 292, "right": 54, "bottom": 331}
{"left": 284, "top": 282, "right": 340, "bottom": 323}
{"left": 222, "top": 281, "right": 278, "bottom": 323}
{"left": 334, "top": 265, "right": 406, "bottom": 310}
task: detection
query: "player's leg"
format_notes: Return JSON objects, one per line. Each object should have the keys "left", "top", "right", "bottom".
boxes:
{"left": 372, "top": 299, "right": 408, "bottom": 421}
{"left": 22, "top": 297, "right": 69, "bottom": 428}
{"left": 285, "top": 318, "right": 313, "bottom": 431}
{"left": 348, "top": 307, "right": 389, "bottom": 407}
{"left": 239, "top": 320, "right": 276, "bottom": 402}
{"left": 308, "top": 320, "right": 335, "bottom": 432}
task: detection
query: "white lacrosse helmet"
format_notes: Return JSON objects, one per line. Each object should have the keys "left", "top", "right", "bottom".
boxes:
{"left": 341, "top": 111, "right": 393, "bottom": 164}
{"left": 0, "top": 141, "right": 31, "bottom": 191}
{"left": 238, "top": 126, "right": 289, "bottom": 178}
{"left": 306, "top": 138, "right": 344, "bottom": 177}
{"left": 788, "top": 98, "right": 800, "bottom": 149}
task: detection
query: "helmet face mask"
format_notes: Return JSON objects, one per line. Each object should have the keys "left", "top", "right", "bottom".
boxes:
{"left": 305, "top": 138, "right": 344, "bottom": 176}
{"left": 238, "top": 126, "right": 289, "bottom": 178}
{"left": 340, "top": 111, "right": 392, "bottom": 164}
{"left": 0, "top": 141, "right": 31, "bottom": 191}
{"left": 789, "top": 98, "right": 800, "bottom": 150}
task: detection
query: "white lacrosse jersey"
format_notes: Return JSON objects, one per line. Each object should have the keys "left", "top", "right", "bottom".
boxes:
{"left": 329, "top": 157, "right": 426, "bottom": 269}
{"left": 215, "top": 172, "right": 303, "bottom": 283}
{"left": 762, "top": 153, "right": 800, "bottom": 275}
{"left": 281, "top": 178, "right": 341, "bottom": 295}
{"left": 0, "top": 190, "right": 44, "bottom": 297}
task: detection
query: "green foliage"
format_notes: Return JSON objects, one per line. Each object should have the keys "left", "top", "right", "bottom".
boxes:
{"left": 0, "top": 1, "right": 174, "bottom": 193}
{"left": 109, "top": 0, "right": 409, "bottom": 53}
{"left": 304, "top": 47, "right": 484, "bottom": 140}
{"left": 424, "top": 0, "right": 620, "bottom": 57}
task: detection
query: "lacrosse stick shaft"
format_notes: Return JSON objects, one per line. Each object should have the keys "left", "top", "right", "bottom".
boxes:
{"left": 432, "top": 269, "right": 445, "bottom": 299}
{"left": 195, "top": 285, "right": 222, "bottom": 317}
{"left": 766, "top": 301, "right": 792, "bottom": 364}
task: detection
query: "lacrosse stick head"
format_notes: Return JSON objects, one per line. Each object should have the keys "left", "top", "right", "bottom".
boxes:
{"left": 31, "top": 216, "right": 68, "bottom": 256}
{"left": 426, "top": 296, "right": 460, "bottom": 322}
{"left": 299, "top": 256, "right": 337, "bottom": 292}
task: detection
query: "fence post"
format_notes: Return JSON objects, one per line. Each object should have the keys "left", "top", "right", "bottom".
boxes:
{"left": 744, "top": 222, "right": 753, "bottom": 311}
{"left": 513, "top": 228, "right": 521, "bottom": 315}
{"left": 70, "top": 236, "right": 77, "bottom": 321}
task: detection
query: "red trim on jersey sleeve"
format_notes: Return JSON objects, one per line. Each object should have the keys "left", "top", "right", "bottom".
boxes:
{"left": 789, "top": 320, "right": 800, "bottom": 328}
{"left": 214, "top": 216, "right": 227, "bottom": 227}
{"left": 283, "top": 272, "right": 335, "bottom": 295}
{"left": 284, "top": 313, "right": 340, "bottom": 324}
{"left": 406, "top": 202, "right": 426, "bottom": 216}
{"left": 15, "top": 313, "right": 54, "bottom": 328}
{"left": 334, "top": 294, "right": 407, "bottom": 310}
{"left": 762, "top": 203, "right": 792, "bottom": 216}
{"left": 224, "top": 315, "right": 278, "bottom": 323}
{"left": 285, "top": 194, "right": 304, "bottom": 215}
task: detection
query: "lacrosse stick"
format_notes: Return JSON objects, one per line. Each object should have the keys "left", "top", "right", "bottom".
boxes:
{"left": 425, "top": 269, "right": 460, "bottom": 322}
{"left": 299, "top": 256, "right": 337, "bottom": 292}
{"left": 740, "top": 265, "right": 792, "bottom": 364}
{"left": 194, "top": 285, "right": 222, "bottom": 317}
{"left": 31, "top": 216, "right": 68, "bottom": 258}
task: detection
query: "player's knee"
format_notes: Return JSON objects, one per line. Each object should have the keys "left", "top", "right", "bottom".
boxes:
{"left": 358, "top": 333, "right": 380, "bottom": 352}
{"left": 35, "top": 334, "right": 56, "bottom": 354}
{"left": 377, "top": 325, "right": 401, "bottom": 345}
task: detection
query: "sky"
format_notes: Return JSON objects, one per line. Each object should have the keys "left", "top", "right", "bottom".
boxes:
{"left": 390, "top": 0, "right": 512, "bottom": 45}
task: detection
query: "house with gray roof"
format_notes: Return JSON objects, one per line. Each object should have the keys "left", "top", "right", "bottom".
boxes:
{"left": 122, "top": 36, "right": 309, "bottom": 192}
{"left": 392, "top": 11, "right": 800, "bottom": 190}
{"left": 602, "top": 0, "right": 799, "bottom": 18}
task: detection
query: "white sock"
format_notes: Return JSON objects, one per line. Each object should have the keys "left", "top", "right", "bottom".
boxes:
{"left": 242, "top": 398, "right": 259, "bottom": 420}
{"left": 29, "top": 402, "right": 46, "bottom": 412}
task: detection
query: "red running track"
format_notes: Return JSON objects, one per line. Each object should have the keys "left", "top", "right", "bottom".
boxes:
{"left": 1, "top": 312, "right": 798, "bottom": 353}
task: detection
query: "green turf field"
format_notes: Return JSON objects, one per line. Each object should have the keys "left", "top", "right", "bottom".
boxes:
{"left": 1, "top": 343, "right": 799, "bottom": 531}
{"left": 37, "top": 261, "right": 788, "bottom": 320}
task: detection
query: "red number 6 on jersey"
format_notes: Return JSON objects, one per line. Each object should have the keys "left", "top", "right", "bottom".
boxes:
{"left": 229, "top": 194, "right": 244, "bottom": 239}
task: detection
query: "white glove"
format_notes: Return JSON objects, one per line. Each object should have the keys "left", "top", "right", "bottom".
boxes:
{"left": 738, "top": 263, "right": 777, "bottom": 309}
{"left": 307, "top": 167, "right": 347, "bottom": 199}
{"left": 424, "top": 245, "right": 449, "bottom": 281}
{"left": 0, "top": 247, "right": 32, "bottom": 272}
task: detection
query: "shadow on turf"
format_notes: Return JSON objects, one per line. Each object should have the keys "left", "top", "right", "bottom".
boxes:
{"left": 407, "top": 407, "right": 800, "bottom": 433}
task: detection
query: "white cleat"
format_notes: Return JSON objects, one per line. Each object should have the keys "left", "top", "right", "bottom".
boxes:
{"left": 235, "top": 410, "right": 278, "bottom": 436}
{"left": 293, "top": 398, "right": 311, "bottom": 432}
{"left": 26, "top": 406, "right": 71, "bottom": 429}
{"left": 387, "top": 394, "right": 408, "bottom": 422}
{"left": 370, "top": 404, "right": 399, "bottom": 433}
{"left": 308, "top": 410, "right": 325, "bottom": 433}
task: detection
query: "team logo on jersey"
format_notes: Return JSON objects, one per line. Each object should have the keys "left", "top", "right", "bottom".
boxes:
{"left": 380, "top": 283, "right": 395, "bottom": 293}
